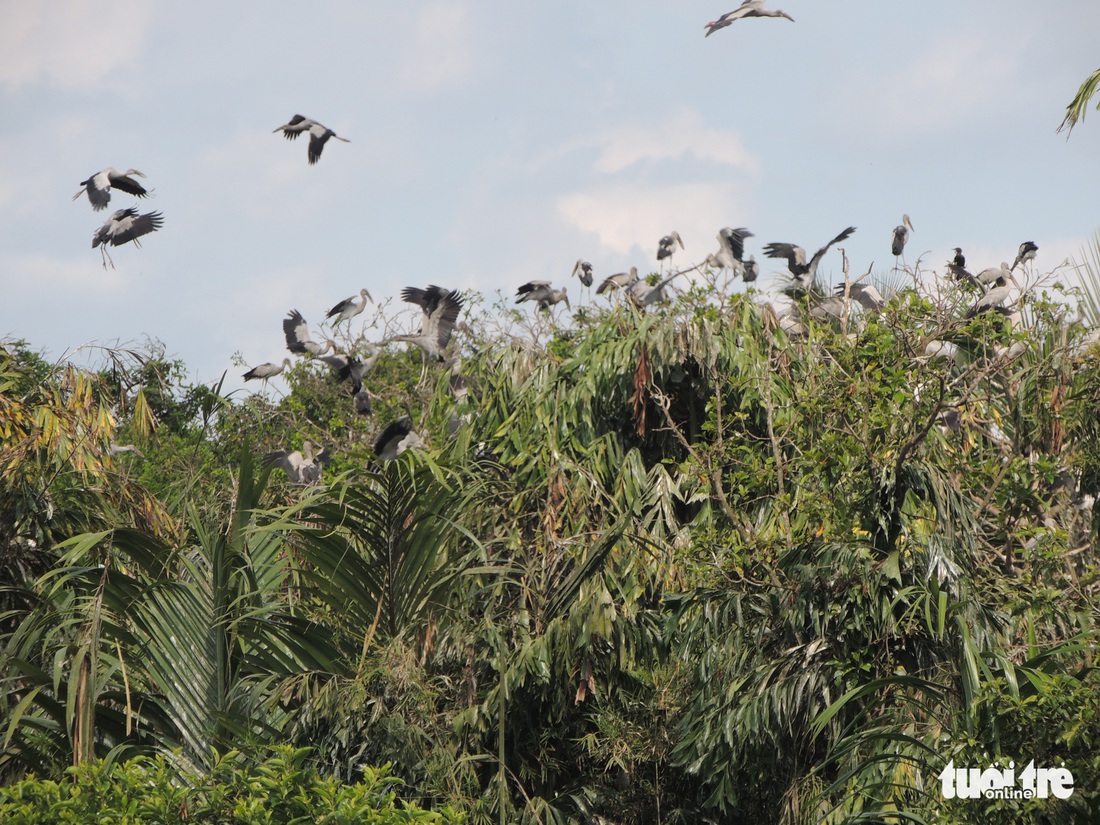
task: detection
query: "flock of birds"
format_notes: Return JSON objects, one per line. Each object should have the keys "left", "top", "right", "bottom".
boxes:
{"left": 74, "top": 96, "right": 1043, "bottom": 486}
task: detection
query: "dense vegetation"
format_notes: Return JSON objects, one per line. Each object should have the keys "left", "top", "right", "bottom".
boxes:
{"left": 1, "top": 255, "right": 1099, "bottom": 823}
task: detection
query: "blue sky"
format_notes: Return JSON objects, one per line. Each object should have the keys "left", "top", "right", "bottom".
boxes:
{"left": 1, "top": 1, "right": 1098, "bottom": 395}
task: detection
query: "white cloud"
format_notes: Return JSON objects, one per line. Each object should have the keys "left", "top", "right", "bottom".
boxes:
{"left": 556, "top": 181, "right": 749, "bottom": 259}
{"left": 591, "top": 106, "right": 759, "bottom": 174}
{"left": 0, "top": 0, "right": 152, "bottom": 91}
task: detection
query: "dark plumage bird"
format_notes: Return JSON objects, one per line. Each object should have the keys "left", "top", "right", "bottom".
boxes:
{"left": 91, "top": 208, "right": 164, "bottom": 267}
{"left": 1011, "top": 241, "right": 1038, "bottom": 272}
{"left": 891, "top": 214, "right": 914, "bottom": 257}
{"left": 283, "top": 310, "right": 336, "bottom": 357}
{"left": 656, "top": 231, "right": 684, "bottom": 266}
{"left": 387, "top": 285, "right": 465, "bottom": 361}
{"left": 705, "top": 0, "right": 794, "bottom": 36}
{"left": 952, "top": 247, "right": 966, "bottom": 269}
{"left": 273, "top": 115, "right": 350, "bottom": 164}
{"left": 73, "top": 168, "right": 149, "bottom": 211}
{"left": 318, "top": 352, "right": 367, "bottom": 394}
{"left": 572, "top": 259, "right": 594, "bottom": 287}
{"left": 764, "top": 226, "right": 856, "bottom": 297}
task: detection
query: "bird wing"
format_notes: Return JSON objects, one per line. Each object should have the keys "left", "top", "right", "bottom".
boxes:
{"left": 327, "top": 296, "right": 353, "bottom": 318}
{"left": 718, "top": 227, "right": 753, "bottom": 263}
{"left": 110, "top": 211, "right": 163, "bottom": 246}
{"left": 807, "top": 226, "right": 857, "bottom": 274}
{"left": 283, "top": 310, "right": 314, "bottom": 353}
{"left": 277, "top": 115, "right": 310, "bottom": 138}
{"left": 428, "top": 290, "right": 464, "bottom": 349}
{"left": 373, "top": 416, "right": 413, "bottom": 456}
{"left": 110, "top": 173, "right": 149, "bottom": 199}
{"left": 307, "top": 131, "right": 329, "bottom": 164}
{"left": 763, "top": 242, "right": 807, "bottom": 274}
{"left": 263, "top": 449, "right": 303, "bottom": 482}
{"left": 76, "top": 173, "right": 111, "bottom": 210}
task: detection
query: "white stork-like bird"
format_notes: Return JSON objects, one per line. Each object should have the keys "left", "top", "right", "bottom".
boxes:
{"left": 571, "top": 259, "right": 594, "bottom": 287}
{"left": 705, "top": 0, "right": 794, "bottom": 36}
{"left": 243, "top": 357, "right": 292, "bottom": 383}
{"left": 965, "top": 272, "right": 1017, "bottom": 319}
{"left": 325, "top": 288, "right": 373, "bottom": 327}
{"left": 764, "top": 226, "right": 857, "bottom": 298}
{"left": 628, "top": 270, "right": 684, "bottom": 309}
{"left": 891, "top": 214, "right": 914, "bottom": 258}
{"left": 373, "top": 416, "right": 425, "bottom": 461}
{"left": 706, "top": 227, "right": 755, "bottom": 276}
{"left": 273, "top": 115, "right": 350, "bottom": 164}
{"left": 91, "top": 208, "right": 164, "bottom": 268}
{"left": 516, "top": 281, "right": 570, "bottom": 311}
{"left": 596, "top": 266, "right": 639, "bottom": 295}
{"left": 283, "top": 310, "right": 336, "bottom": 357}
{"left": 73, "top": 168, "right": 150, "bottom": 211}
{"left": 264, "top": 440, "right": 330, "bottom": 485}
{"left": 387, "top": 285, "right": 465, "bottom": 362}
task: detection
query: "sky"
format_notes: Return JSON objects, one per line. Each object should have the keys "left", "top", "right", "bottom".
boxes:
{"left": 1, "top": 1, "right": 1098, "bottom": 397}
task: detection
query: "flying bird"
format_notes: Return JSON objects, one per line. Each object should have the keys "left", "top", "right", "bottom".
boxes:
{"left": 318, "top": 351, "right": 367, "bottom": 394}
{"left": 373, "top": 416, "right": 425, "bottom": 461}
{"left": 705, "top": 0, "right": 794, "bottom": 36}
{"left": 597, "top": 266, "right": 639, "bottom": 295}
{"left": 73, "top": 168, "right": 150, "bottom": 211}
{"left": 764, "top": 226, "right": 857, "bottom": 297}
{"left": 572, "top": 259, "right": 594, "bottom": 287}
{"left": 1011, "top": 241, "right": 1038, "bottom": 272}
{"left": 264, "top": 440, "right": 330, "bottom": 485}
{"left": 516, "top": 281, "right": 570, "bottom": 311}
{"left": 283, "top": 310, "right": 336, "bottom": 357}
{"left": 91, "top": 208, "right": 164, "bottom": 268}
{"left": 243, "top": 357, "right": 292, "bottom": 383}
{"left": 326, "top": 288, "right": 373, "bottom": 327}
{"left": 657, "top": 231, "right": 684, "bottom": 267}
{"left": 387, "top": 285, "right": 465, "bottom": 361}
{"left": 273, "top": 115, "right": 350, "bottom": 164}
{"left": 891, "top": 214, "right": 914, "bottom": 257}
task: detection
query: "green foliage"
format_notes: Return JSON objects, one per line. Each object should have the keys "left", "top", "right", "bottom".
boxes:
{"left": 0, "top": 746, "right": 463, "bottom": 824}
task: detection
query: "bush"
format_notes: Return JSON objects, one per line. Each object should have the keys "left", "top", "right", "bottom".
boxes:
{"left": 0, "top": 746, "right": 464, "bottom": 824}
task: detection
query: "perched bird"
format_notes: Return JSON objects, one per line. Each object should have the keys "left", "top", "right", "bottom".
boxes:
{"left": 373, "top": 416, "right": 425, "bottom": 461}
{"left": 326, "top": 288, "right": 373, "bottom": 327}
{"left": 706, "top": 226, "right": 755, "bottom": 276}
{"left": 516, "top": 280, "right": 570, "bottom": 311}
{"left": 91, "top": 208, "right": 164, "bottom": 268}
{"left": 387, "top": 285, "right": 465, "bottom": 361}
{"left": 73, "top": 168, "right": 149, "bottom": 211}
{"left": 947, "top": 248, "right": 976, "bottom": 285}
{"left": 273, "top": 115, "right": 350, "bottom": 164}
{"left": 705, "top": 0, "right": 794, "bottom": 36}
{"left": 764, "top": 226, "right": 857, "bottom": 297}
{"left": 597, "top": 266, "right": 639, "bottom": 295}
{"left": 243, "top": 357, "right": 292, "bottom": 383}
{"left": 743, "top": 256, "right": 760, "bottom": 283}
{"left": 571, "top": 259, "right": 594, "bottom": 287}
{"left": 891, "top": 214, "right": 914, "bottom": 257}
{"left": 656, "top": 231, "right": 684, "bottom": 267}
{"left": 836, "top": 282, "right": 886, "bottom": 312}
{"left": 283, "top": 310, "right": 336, "bottom": 357}
{"left": 628, "top": 271, "right": 683, "bottom": 309}
{"left": 264, "top": 440, "right": 330, "bottom": 485}
{"left": 975, "top": 262, "right": 1013, "bottom": 286}
{"left": 965, "top": 275, "right": 1015, "bottom": 319}
{"left": 1011, "top": 241, "right": 1038, "bottom": 272}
